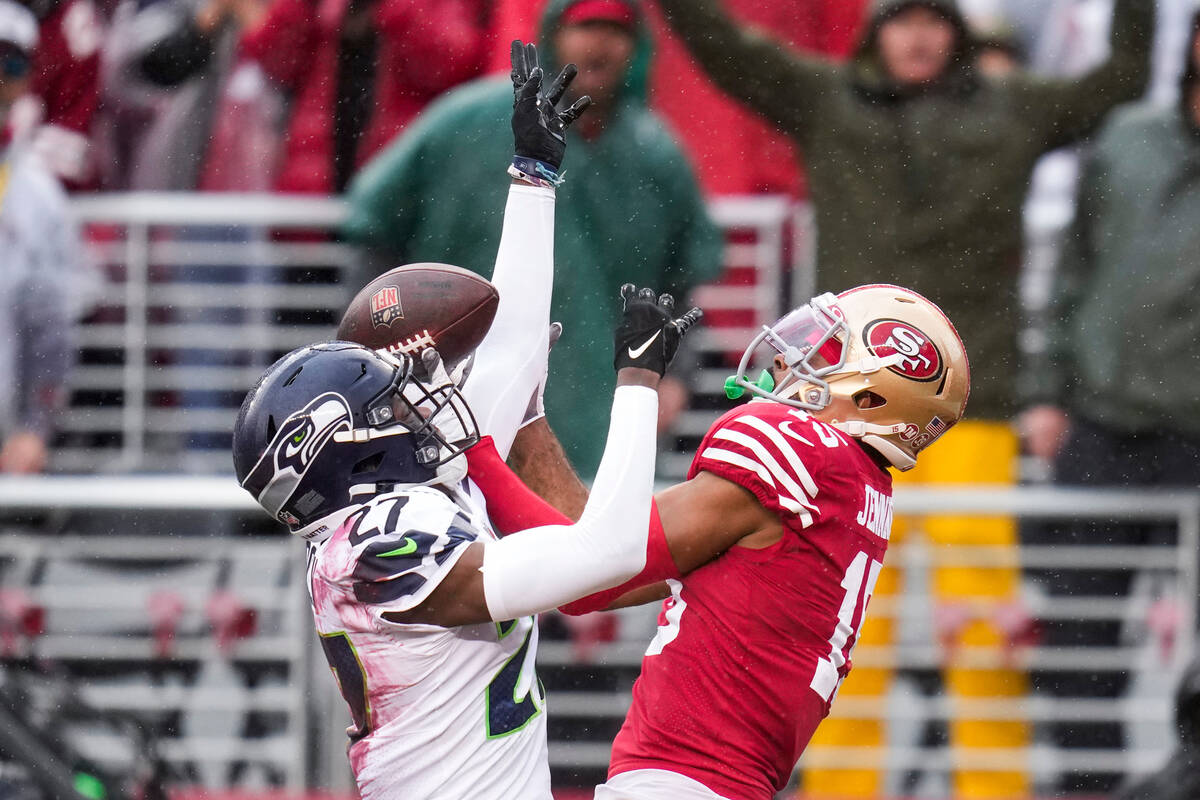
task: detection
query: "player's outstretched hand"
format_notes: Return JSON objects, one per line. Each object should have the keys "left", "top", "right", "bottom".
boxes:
{"left": 511, "top": 39, "right": 591, "bottom": 173}
{"left": 613, "top": 284, "right": 702, "bottom": 377}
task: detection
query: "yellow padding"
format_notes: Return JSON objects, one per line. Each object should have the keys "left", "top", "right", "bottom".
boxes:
{"left": 801, "top": 422, "right": 1028, "bottom": 799}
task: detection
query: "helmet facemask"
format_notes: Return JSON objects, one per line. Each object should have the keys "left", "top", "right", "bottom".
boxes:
{"left": 731, "top": 293, "right": 904, "bottom": 411}
{"left": 340, "top": 350, "right": 479, "bottom": 487}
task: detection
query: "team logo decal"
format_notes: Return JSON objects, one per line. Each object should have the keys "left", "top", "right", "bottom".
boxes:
{"left": 275, "top": 401, "right": 343, "bottom": 474}
{"left": 863, "top": 319, "right": 943, "bottom": 382}
{"left": 370, "top": 286, "right": 404, "bottom": 328}
{"left": 241, "top": 393, "right": 352, "bottom": 519}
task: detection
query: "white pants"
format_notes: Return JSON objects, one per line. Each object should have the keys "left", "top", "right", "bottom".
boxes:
{"left": 594, "top": 769, "right": 730, "bottom": 800}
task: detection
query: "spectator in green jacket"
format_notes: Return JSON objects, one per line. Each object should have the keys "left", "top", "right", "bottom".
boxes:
{"left": 657, "top": 0, "right": 1153, "bottom": 422}
{"left": 1019, "top": 11, "right": 1200, "bottom": 794}
{"left": 343, "top": 0, "right": 722, "bottom": 478}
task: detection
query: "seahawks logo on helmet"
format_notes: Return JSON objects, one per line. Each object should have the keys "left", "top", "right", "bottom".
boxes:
{"left": 241, "top": 393, "right": 353, "bottom": 521}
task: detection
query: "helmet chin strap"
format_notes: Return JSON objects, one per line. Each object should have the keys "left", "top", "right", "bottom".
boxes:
{"left": 345, "top": 453, "right": 468, "bottom": 503}
{"left": 292, "top": 506, "right": 354, "bottom": 543}
{"left": 826, "top": 420, "right": 918, "bottom": 471}
{"left": 830, "top": 420, "right": 911, "bottom": 437}
{"left": 776, "top": 349, "right": 910, "bottom": 411}
{"left": 860, "top": 435, "right": 916, "bottom": 471}
{"left": 773, "top": 371, "right": 813, "bottom": 405}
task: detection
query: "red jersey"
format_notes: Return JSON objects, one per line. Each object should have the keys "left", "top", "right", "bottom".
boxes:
{"left": 608, "top": 400, "right": 893, "bottom": 800}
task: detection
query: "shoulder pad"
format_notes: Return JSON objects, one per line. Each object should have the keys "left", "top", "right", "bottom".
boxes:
{"left": 339, "top": 490, "right": 480, "bottom": 607}
{"left": 690, "top": 404, "right": 826, "bottom": 526}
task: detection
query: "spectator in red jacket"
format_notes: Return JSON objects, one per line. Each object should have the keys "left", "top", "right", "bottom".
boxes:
{"left": 484, "top": 0, "right": 867, "bottom": 195}
{"left": 11, "top": 0, "right": 101, "bottom": 187}
{"left": 240, "top": 0, "right": 491, "bottom": 194}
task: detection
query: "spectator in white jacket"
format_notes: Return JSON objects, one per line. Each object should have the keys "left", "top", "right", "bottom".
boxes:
{"left": 0, "top": 0, "right": 91, "bottom": 472}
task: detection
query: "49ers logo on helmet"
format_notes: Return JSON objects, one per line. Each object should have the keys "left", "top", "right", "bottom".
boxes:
{"left": 863, "top": 319, "right": 943, "bottom": 382}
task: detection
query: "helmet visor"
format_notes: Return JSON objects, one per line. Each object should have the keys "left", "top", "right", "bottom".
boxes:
{"left": 765, "top": 299, "right": 846, "bottom": 374}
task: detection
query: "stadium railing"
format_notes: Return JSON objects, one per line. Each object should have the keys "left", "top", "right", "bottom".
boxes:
{"left": 66, "top": 193, "right": 354, "bottom": 474}
{"left": 65, "top": 189, "right": 1061, "bottom": 483}
{"left": 0, "top": 488, "right": 310, "bottom": 788}
{"left": 0, "top": 479, "right": 1193, "bottom": 794}
{"left": 66, "top": 192, "right": 796, "bottom": 480}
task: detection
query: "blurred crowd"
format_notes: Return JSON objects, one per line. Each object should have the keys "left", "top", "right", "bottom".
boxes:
{"left": 1, "top": 0, "right": 1199, "bottom": 794}
{"left": 0, "top": 0, "right": 1189, "bottom": 477}
{"left": 0, "top": 0, "right": 1193, "bottom": 459}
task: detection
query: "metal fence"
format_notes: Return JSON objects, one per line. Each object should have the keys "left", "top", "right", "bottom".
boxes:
{"left": 64, "top": 192, "right": 798, "bottom": 480}
{"left": 65, "top": 193, "right": 354, "bottom": 474}
{"left": 63, "top": 189, "right": 1062, "bottom": 482}
{"left": 0, "top": 493, "right": 311, "bottom": 788}
{"left": 0, "top": 480, "right": 1194, "bottom": 796}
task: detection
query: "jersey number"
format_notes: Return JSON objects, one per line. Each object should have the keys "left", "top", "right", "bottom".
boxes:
{"left": 486, "top": 620, "right": 543, "bottom": 738}
{"left": 645, "top": 579, "right": 686, "bottom": 657}
{"left": 320, "top": 623, "right": 542, "bottom": 743}
{"left": 320, "top": 631, "right": 372, "bottom": 741}
{"left": 810, "top": 551, "right": 882, "bottom": 703}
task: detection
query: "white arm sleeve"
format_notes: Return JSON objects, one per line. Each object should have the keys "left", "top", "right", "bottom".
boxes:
{"left": 480, "top": 385, "right": 658, "bottom": 621}
{"left": 461, "top": 182, "right": 555, "bottom": 461}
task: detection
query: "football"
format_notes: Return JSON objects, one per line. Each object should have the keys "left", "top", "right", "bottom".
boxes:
{"left": 337, "top": 263, "right": 499, "bottom": 363}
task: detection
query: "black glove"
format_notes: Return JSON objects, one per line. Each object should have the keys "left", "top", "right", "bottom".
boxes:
{"left": 510, "top": 40, "right": 591, "bottom": 172}
{"left": 613, "top": 284, "right": 703, "bottom": 377}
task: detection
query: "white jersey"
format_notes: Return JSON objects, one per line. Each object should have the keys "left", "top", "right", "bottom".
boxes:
{"left": 306, "top": 181, "right": 560, "bottom": 797}
{"left": 307, "top": 484, "right": 550, "bottom": 800}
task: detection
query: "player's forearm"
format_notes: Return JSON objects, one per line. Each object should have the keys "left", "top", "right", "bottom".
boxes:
{"left": 464, "top": 433, "right": 680, "bottom": 616}
{"left": 506, "top": 370, "right": 659, "bottom": 519}
{"left": 480, "top": 385, "right": 659, "bottom": 621}
{"left": 605, "top": 581, "right": 672, "bottom": 611}
{"left": 461, "top": 183, "right": 555, "bottom": 459}
{"left": 657, "top": 0, "right": 820, "bottom": 123}
{"left": 1073, "top": 0, "right": 1153, "bottom": 106}
{"left": 507, "top": 419, "right": 589, "bottom": 521}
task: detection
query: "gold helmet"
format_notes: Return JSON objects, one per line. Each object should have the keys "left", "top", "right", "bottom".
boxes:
{"left": 727, "top": 284, "right": 970, "bottom": 470}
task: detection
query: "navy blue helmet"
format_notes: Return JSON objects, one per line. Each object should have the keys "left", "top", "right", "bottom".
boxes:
{"left": 233, "top": 341, "right": 478, "bottom": 541}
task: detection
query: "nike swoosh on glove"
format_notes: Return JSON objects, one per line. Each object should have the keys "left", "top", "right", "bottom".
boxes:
{"left": 612, "top": 284, "right": 702, "bottom": 377}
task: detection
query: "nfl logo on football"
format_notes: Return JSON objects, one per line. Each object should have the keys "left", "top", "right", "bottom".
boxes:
{"left": 370, "top": 287, "right": 404, "bottom": 328}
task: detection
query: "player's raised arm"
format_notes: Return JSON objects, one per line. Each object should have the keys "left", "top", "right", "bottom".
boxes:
{"left": 461, "top": 41, "right": 591, "bottom": 460}
{"left": 385, "top": 286, "right": 701, "bottom": 627}
{"left": 656, "top": 0, "right": 837, "bottom": 137}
